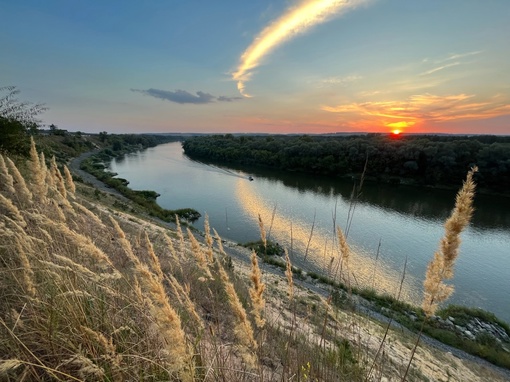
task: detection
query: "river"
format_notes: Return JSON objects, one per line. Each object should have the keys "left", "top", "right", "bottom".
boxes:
{"left": 109, "top": 141, "right": 510, "bottom": 323}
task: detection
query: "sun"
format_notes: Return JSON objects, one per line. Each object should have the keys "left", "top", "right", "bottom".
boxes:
{"left": 392, "top": 129, "right": 401, "bottom": 135}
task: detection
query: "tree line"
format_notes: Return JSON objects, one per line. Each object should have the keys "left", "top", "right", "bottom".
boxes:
{"left": 182, "top": 134, "right": 510, "bottom": 195}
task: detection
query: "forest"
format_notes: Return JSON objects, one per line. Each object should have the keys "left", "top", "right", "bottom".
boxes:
{"left": 183, "top": 134, "right": 510, "bottom": 195}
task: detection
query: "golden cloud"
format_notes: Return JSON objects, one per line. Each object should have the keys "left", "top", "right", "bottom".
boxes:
{"left": 232, "top": 0, "right": 370, "bottom": 96}
{"left": 322, "top": 93, "right": 510, "bottom": 128}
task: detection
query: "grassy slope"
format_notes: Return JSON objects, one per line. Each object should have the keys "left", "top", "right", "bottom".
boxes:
{"left": 1, "top": 135, "right": 508, "bottom": 381}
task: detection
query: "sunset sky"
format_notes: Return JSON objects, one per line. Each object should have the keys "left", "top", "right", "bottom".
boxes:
{"left": 2, "top": 0, "right": 510, "bottom": 135}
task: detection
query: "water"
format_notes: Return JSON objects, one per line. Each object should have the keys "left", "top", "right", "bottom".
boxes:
{"left": 109, "top": 142, "right": 510, "bottom": 322}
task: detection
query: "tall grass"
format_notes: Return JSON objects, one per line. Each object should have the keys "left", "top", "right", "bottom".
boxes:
{"left": 1, "top": 144, "right": 504, "bottom": 381}
{"left": 401, "top": 167, "right": 479, "bottom": 380}
{"left": 0, "top": 144, "right": 362, "bottom": 380}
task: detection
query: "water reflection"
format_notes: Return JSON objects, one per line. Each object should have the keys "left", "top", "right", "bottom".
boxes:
{"left": 110, "top": 143, "right": 510, "bottom": 322}
{"left": 215, "top": 161, "right": 510, "bottom": 231}
{"left": 235, "top": 178, "right": 419, "bottom": 303}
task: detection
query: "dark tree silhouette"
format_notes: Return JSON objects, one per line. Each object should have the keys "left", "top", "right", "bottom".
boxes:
{"left": 0, "top": 86, "right": 46, "bottom": 153}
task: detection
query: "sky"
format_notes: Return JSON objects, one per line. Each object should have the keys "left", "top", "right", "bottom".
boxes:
{"left": 1, "top": 0, "right": 510, "bottom": 135}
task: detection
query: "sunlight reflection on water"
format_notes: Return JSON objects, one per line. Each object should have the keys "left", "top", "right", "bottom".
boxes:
{"left": 235, "top": 178, "right": 420, "bottom": 304}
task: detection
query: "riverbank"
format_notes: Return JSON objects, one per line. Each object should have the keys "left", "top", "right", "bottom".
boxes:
{"left": 182, "top": 134, "right": 510, "bottom": 198}
{"left": 65, "top": 170, "right": 510, "bottom": 381}
{"left": 69, "top": 145, "right": 510, "bottom": 380}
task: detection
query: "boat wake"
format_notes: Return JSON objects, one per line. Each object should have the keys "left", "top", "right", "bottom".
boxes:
{"left": 187, "top": 158, "right": 252, "bottom": 180}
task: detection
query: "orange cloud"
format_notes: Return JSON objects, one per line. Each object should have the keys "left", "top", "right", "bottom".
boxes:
{"left": 386, "top": 121, "right": 415, "bottom": 129}
{"left": 322, "top": 93, "right": 510, "bottom": 129}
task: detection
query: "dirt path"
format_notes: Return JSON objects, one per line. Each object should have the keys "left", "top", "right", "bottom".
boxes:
{"left": 69, "top": 151, "right": 130, "bottom": 202}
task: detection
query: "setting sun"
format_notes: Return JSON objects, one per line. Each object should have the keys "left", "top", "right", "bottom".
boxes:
{"left": 392, "top": 129, "right": 401, "bottom": 135}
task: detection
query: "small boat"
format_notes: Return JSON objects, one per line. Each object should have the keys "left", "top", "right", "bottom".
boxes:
{"left": 248, "top": 176, "right": 254, "bottom": 181}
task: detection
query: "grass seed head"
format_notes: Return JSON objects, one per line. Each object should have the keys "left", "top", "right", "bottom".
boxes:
{"left": 422, "top": 167, "right": 477, "bottom": 317}
{"left": 0, "top": 154, "right": 15, "bottom": 194}
{"left": 63, "top": 164, "right": 76, "bottom": 194}
{"left": 203, "top": 214, "right": 214, "bottom": 263}
{"left": 284, "top": 248, "right": 294, "bottom": 299}
{"left": 249, "top": 251, "right": 266, "bottom": 328}
{"left": 6, "top": 157, "right": 32, "bottom": 203}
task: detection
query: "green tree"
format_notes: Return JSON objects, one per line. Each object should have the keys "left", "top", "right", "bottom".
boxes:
{"left": 0, "top": 86, "right": 46, "bottom": 153}
{"left": 99, "top": 131, "right": 108, "bottom": 143}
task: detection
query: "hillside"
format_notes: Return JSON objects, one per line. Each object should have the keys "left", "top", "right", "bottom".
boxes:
{"left": 1, "top": 139, "right": 510, "bottom": 381}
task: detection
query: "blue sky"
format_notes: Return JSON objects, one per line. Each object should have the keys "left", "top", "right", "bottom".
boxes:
{"left": 2, "top": 0, "right": 509, "bottom": 134}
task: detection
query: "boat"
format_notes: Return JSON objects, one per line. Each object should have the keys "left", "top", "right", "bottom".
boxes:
{"left": 248, "top": 176, "right": 254, "bottom": 181}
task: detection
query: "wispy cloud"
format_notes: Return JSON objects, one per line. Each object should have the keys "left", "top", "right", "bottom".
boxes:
{"left": 444, "top": 50, "right": 482, "bottom": 62}
{"left": 232, "top": 0, "right": 372, "bottom": 97}
{"left": 420, "top": 61, "right": 460, "bottom": 76}
{"left": 322, "top": 93, "right": 510, "bottom": 128}
{"left": 319, "top": 74, "right": 362, "bottom": 87}
{"left": 131, "top": 88, "right": 242, "bottom": 104}
{"left": 420, "top": 50, "right": 482, "bottom": 76}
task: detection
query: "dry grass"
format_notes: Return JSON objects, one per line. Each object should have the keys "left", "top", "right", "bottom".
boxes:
{"left": 402, "top": 166, "right": 478, "bottom": 381}
{"left": 422, "top": 166, "right": 478, "bottom": 317}
{"left": 0, "top": 145, "right": 506, "bottom": 382}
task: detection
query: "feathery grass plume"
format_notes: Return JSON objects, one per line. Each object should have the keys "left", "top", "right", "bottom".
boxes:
{"left": 118, "top": 223, "right": 190, "bottom": 372}
{"left": 42, "top": 217, "right": 115, "bottom": 270}
{"left": 249, "top": 251, "right": 266, "bottom": 328}
{"left": 39, "top": 151, "right": 50, "bottom": 196}
{"left": 28, "top": 138, "right": 46, "bottom": 200}
{"left": 65, "top": 354, "right": 106, "bottom": 380}
{"left": 143, "top": 231, "right": 164, "bottom": 282}
{"left": 28, "top": 136, "right": 40, "bottom": 170}
{"left": 0, "top": 193, "right": 26, "bottom": 228}
{"left": 187, "top": 227, "right": 213, "bottom": 278}
{"left": 217, "top": 259, "right": 257, "bottom": 368}
{"left": 109, "top": 216, "right": 138, "bottom": 265}
{"left": 6, "top": 157, "right": 32, "bottom": 203}
{"left": 80, "top": 326, "right": 116, "bottom": 354}
{"left": 163, "top": 232, "right": 178, "bottom": 262}
{"left": 132, "top": 277, "right": 145, "bottom": 306}
{"left": 50, "top": 156, "right": 67, "bottom": 199}
{"left": 80, "top": 325, "right": 121, "bottom": 371}
{"left": 37, "top": 226, "right": 53, "bottom": 242}
{"left": 49, "top": 157, "right": 74, "bottom": 211}
{"left": 0, "top": 154, "right": 15, "bottom": 194}
{"left": 39, "top": 151, "right": 46, "bottom": 172}
{"left": 9, "top": 308, "right": 24, "bottom": 330}
{"left": 284, "top": 248, "right": 294, "bottom": 299}
{"left": 14, "top": 238, "right": 36, "bottom": 298}
{"left": 258, "top": 214, "right": 267, "bottom": 251}
{"left": 336, "top": 226, "right": 351, "bottom": 287}
{"left": 167, "top": 274, "right": 204, "bottom": 332}
{"left": 213, "top": 227, "right": 257, "bottom": 364}
{"left": 175, "top": 214, "right": 185, "bottom": 255}
{"left": 48, "top": 199, "right": 67, "bottom": 222}
{"left": 403, "top": 167, "right": 478, "bottom": 382}
{"left": 167, "top": 276, "right": 185, "bottom": 305}
{"left": 203, "top": 214, "right": 214, "bottom": 263}
{"left": 57, "top": 289, "right": 92, "bottom": 300}
{"left": 72, "top": 202, "right": 105, "bottom": 228}
{"left": 63, "top": 164, "right": 76, "bottom": 194}
{"left": 38, "top": 259, "right": 74, "bottom": 273}
{"left": 0, "top": 358, "right": 23, "bottom": 376}
{"left": 134, "top": 261, "right": 191, "bottom": 375}
{"left": 213, "top": 228, "right": 226, "bottom": 256}
{"left": 52, "top": 253, "right": 120, "bottom": 284}
{"left": 0, "top": 359, "right": 24, "bottom": 377}
{"left": 422, "top": 167, "right": 477, "bottom": 317}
